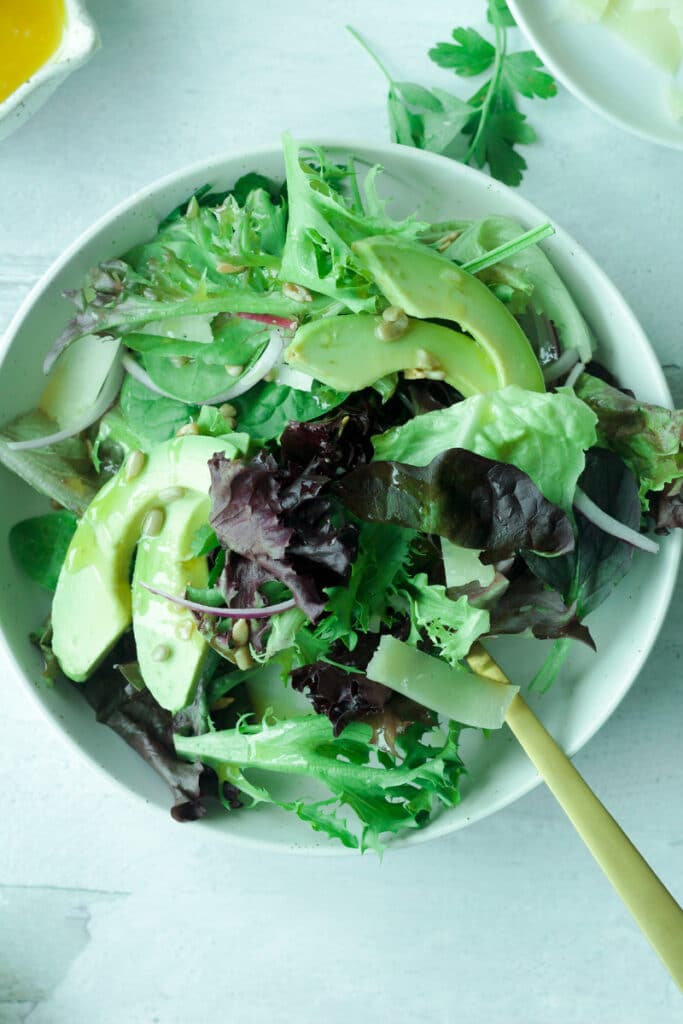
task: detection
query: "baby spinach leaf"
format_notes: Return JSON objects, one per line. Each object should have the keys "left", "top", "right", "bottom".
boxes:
{"left": 10, "top": 511, "right": 78, "bottom": 591}
{"left": 118, "top": 376, "right": 198, "bottom": 446}
{"left": 231, "top": 381, "right": 348, "bottom": 443}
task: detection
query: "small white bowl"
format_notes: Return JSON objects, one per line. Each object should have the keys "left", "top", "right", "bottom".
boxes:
{"left": 0, "top": 0, "right": 99, "bottom": 142}
{"left": 508, "top": 0, "right": 683, "bottom": 151}
{"left": 0, "top": 141, "right": 680, "bottom": 853}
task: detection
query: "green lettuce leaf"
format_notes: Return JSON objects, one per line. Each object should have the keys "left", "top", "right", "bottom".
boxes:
{"left": 48, "top": 183, "right": 325, "bottom": 363}
{"left": 399, "top": 572, "right": 490, "bottom": 666}
{"left": 174, "top": 714, "right": 464, "bottom": 852}
{"left": 0, "top": 409, "right": 99, "bottom": 515}
{"left": 575, "top": 372, "right": 683, "bottom": 504}
{"left": 279, "top": 133, "right": 429, "bottom": 311}
{"left": 317, "top": 522, "right": 416, "bottom": 651}
{"left": 372, "top": 386, "right": 597, "bottom": 511}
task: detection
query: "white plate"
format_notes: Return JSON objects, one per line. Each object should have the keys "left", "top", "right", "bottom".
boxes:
{"left": 0, "top": 141, "right": 679, "bottom": 853}
{"left": 508, "top": 0, "right": 683, "bottom": 150}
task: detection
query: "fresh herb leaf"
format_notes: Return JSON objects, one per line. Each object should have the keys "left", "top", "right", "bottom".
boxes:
{"left": 9, "top": 511, "right": 78, "bottom": 591}
{"left": 429, "top": 28, "right": 496, "bottom": 76}
{"left": 351, "top": 1, "right": 556, "bottom": 186}
{"left": 486, "top": 0, "right": 516, "bottom": 28}
{"left": 348, "top": 27, "right": 474, "bottom": 156}
{"left": 503, "top": 50, "right": 557, "bottom": 100}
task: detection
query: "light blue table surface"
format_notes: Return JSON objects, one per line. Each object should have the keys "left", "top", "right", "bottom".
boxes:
{"left": 0, "top": 2, "right": 681, "bottom": 1021}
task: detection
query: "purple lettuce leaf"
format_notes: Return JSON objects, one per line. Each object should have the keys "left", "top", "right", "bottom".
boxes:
{"left": 486, "top": 575, "right": 595, "bottom": 647}
{"left": 523, "top": 447, "right": 640, "bottom": 618}
{"left": 291, "top": 629, "right": 429, "bottom": 739}
{"left": 209, "top": 450, "right": 357, "bottom": 621}
{"left": 81, "top": 659, "right": 211, "bottom": 822}
{"left": 652, "top": 479, "right": 683, "bottom": 533}
{"left": 334, "top": 448, "right": 574, "bottom": 563}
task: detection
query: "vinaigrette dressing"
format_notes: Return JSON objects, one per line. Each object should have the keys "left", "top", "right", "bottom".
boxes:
{"left": 0, "top": 0, "right": 66, "bottom": 103}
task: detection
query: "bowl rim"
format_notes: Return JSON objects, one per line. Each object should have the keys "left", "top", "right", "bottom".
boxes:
{"left": 0, "top": 138, "right": 680, "bottom": 855}
{"left": 507, "top": 0, "right": 683, "bottom": 153}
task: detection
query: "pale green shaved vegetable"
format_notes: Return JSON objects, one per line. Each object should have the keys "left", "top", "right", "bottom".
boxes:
{"left": 366, "top": 635, "right": 518, "bottom": 729}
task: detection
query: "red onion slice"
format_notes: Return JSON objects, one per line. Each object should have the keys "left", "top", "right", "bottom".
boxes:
{"left": 542, "top": 349, "right": 580, "bottom": 385}
{"left": 274, "top": 363, "right": 314, "bottom": 392}
{"left": 563, "top": 361, "right": 586, "bottom": 390}
{"left": 7, "top": 354, "right": 124, "bottom": 451}
{"left": 140, "top": 581, "right": 297, "bottom": 618}
{"left": 573, "top": 487, "right": 659, "bottom": 554}
{"left": 235, "top": 312, "right": 299, "bottom": 331}
{"left": 122, "top": 328, "right": 285, "bottom": 404}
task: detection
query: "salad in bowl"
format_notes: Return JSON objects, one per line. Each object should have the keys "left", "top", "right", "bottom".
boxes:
{"left": 0, "top": 136, "right": 680, "bottom": 852}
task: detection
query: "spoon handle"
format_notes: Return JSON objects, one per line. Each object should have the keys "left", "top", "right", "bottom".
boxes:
{"left": 505, "top": 692, "right": 683, "bottom": 989}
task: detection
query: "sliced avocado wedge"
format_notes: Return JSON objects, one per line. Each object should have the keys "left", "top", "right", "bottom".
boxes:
{"left": 284, "top": 314, "right": 499, "bottom": 396}
{"left": 52, "top": 434, "right": 246, "bottom": 683}
{"left": 353, "top": 235, "right": 545, "bottom": 392}
{"left": 132, "top": 493, "right": 210, "bottom": 713}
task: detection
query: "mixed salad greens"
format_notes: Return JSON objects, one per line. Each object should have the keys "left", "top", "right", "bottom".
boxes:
{"left": 1, "top": 135, "right": 681, "bottom": 852}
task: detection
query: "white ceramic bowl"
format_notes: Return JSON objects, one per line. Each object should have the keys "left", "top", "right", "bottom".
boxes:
{"left": 508, "top": 0, "right": 683, "bottom": 150}
{"left": 0, "top": 0, "right": 99, "bottom": 142}
{"left": 0, "top": 142, "right": 680, "bottom": 853}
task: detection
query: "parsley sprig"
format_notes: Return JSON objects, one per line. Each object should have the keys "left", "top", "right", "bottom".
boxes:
{"left": 349, "top": 0, "right": 557, "bottom": 187}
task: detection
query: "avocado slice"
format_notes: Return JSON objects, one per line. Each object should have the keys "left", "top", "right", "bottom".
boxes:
{"left": 284, "top": 314, "right": 499, "bottom": 396}
{"left": 353, "top": 235, "right": 545, "bottom": 392}
{"left": 132, "top": 493, "right": 211, "bottom": 713}
{"left": 52, "top": 434, "right": 244, "bottom": 684}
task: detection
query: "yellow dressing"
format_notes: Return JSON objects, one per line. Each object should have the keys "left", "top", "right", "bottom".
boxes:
{"left": 0, "top": 0, "right": 66, "bottom": 103}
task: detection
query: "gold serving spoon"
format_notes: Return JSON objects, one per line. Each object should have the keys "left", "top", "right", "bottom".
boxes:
{"left": 467, "top": 642, "right": 683, "bottom": 990}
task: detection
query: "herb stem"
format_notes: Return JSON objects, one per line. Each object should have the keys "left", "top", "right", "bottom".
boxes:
{"left": 461, "top": 222, "right": 555, "bottom": 274}
{"left": 464, "top": 7, "right": 507, "bottom": 166}
{"left": 347, "top": 25, "right": 395, "bottom": 87}
{"left": 320, "top": 655, "right": 359, "bottom": 675}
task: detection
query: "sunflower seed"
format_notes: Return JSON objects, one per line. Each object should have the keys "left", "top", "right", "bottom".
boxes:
{"left": 124, "top": 449, "right": 146, "bottom": 481}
